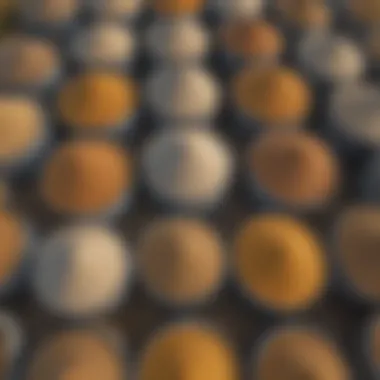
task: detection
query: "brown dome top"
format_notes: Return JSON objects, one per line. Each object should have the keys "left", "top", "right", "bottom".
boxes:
{"left": 40, "top": 140, "right": 132, "bottom": 214}
{"left": 0, "top": 35, "right": 60, "bottom": 88}
{"left": 369, "top": 315, "right": 380, "bottom": 370}
{"left": 255, "top": 326, "right": 350, "bottom": 380}
{"left": 17, "top": 0, "right": 80, "bottom": 25}
{"left": 219, "top": 20, "right": 284, "bottom": 58}
{"left": 26, "top": 330, "right": 124, "bottom": 380}
{"left": 232, "top": 66, "right": 312, "bottom": 125}
{"left": 0, "top": 0, "right": 14, "bottom": 25}
{"left": 335, "top": 205, "right": 380, "bottom": 301}
{"left": 280, "top": 0, "right": 331, "bottom": 29}
{"left": 0, "top": 181, "right": 9, "bottom": 206}
{"left": 349, "top": 0, "right": 380, "bottom": 25}
{"left": 246, "top": 131, "right": 339, "bottom": 207}
{"left": 0, "top": 210, "right": 25, "bottom": 285}
{"left": 58, "top": 72, "right": 139, "bottom": 130}
{"left": 150, "top": 0, "right": 206, "bottom": 15}
{"left": 366, "top": 28, "right": 380, "bottom": 62}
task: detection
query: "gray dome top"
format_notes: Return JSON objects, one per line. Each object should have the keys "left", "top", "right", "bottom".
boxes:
{"left": 141, "top": 129, "right": 234, "bottom": 205}
{"left": 145, "top": 66, "right": 222, "bottom": 121}
{"left": 145, "top": 18, "right": 210, "bottom": 63}
{"left": 298, "top": 32, "right": 365, "bottom": 83}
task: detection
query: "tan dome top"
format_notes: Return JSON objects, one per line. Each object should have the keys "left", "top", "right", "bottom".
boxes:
{"left": 0, "top": 96, "right": 46, "bottom": 162}
{"left": 137, "top": 217, "right": 224, "bottom": 305}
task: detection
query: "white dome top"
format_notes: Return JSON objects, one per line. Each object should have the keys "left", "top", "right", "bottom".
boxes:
{"left": 298, "top": 32, "right": 365, "bottom": 83}
{"left": 32, "top": 225, "right": 132, "bottom": 318}
{"left": 70, "top": 22, "right": 136, "bottom": 66}
{"left": 145, "top": 18, "right": 210, "bottom": 63}
{"left": 142, "top": 129, "right": 234, "bottom": 205}
{"left": 145, "top": 66, "right": 221, "bottom": 120}
{"left": 330, "top": 82, "right": 380, "bottom": 144}
{"left": 208, "top": 0, "right": 264, "bottom": 19}
{"left": 87, "top": 0, "right": 144, "bottom": 18}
